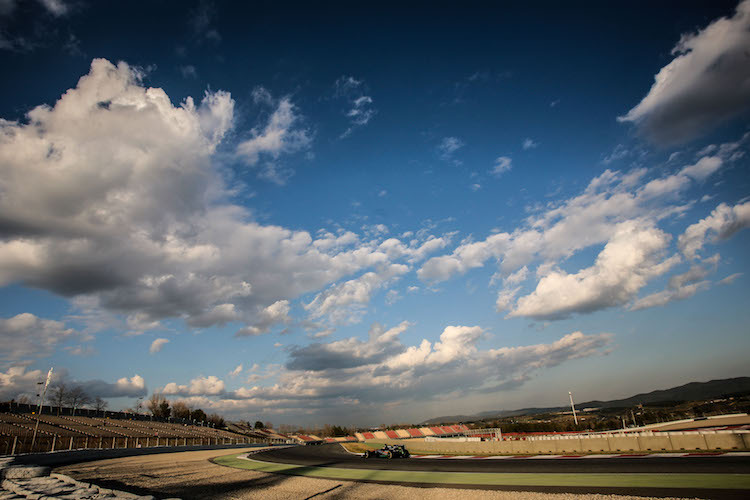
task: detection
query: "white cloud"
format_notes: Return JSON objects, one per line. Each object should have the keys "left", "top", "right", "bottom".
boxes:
{"left": 304, "top": 264, "right": 408, "bottom": 325}
{"left": 0, "top": 59, "right": 430, "bottom": 343}
{"left": 508, "top": 221, "right": 679, "bottom": 320}
{"left": 630, "top": 255, "right": 718, "bottom": 311}
{"left": 678, "top": 201, "right": 750, "bottom": 259}
{"left": 602, "top": 144, "right": 629, "bottom": 165}
{"left": 236, "top": 300, "right": 291, "bottom": 336}
{"left": 419, "top": 143, "right": 738, "bottom": 287}
{"left": 180, "top": 65, "right": 197, "bottom": 79}
{"left": 718, "top": 272, "right": 743, "bottom": 285}
{"left": 39, "top": 0, "right": 68, "bottom": 16}
{"left": 229, "top": 364, "right": 243, "bottom": 377}
{"left": 149, "top": 338, "right": 169, "bottom": 354}
{"left": 0, "top": 313, "right": 78, "bottom": 362}
{"left": 522, "top": 138, "right": 538, "bottom": 150}
{"left": 236, "top": 88, "right": 311, "bottom": 184}
{"left": 385, "top": 289, "right": 401, "bottom": 305}
{"left": 437, "top": 136, "right": 464, "bottom": 161}
{"left": 335, "top": 76, "right": 376, "bottom": 138}
{"left": 618, "top": 0, "right": 750, "bottom": 143}
{"left": 200, "top": 323, "right": 612, "bottom": 419}
{"left": 491, "top": 156, "right": 512, "bottom": 176}
{"left": 188, "top": 303, "right": 239, "bottom": 328}
{"left": 163, "top": 375, "right": 225, "bottom": 396}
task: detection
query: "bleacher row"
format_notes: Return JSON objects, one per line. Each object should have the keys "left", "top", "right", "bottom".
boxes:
{"left": 0, "top": 413, "right": 243, "bottom": 440}
{"left": 355, "top": 424, "right": 469, "bottom": 441}
{"left": 0, "top": 412, "right": 256, "bottom": 454}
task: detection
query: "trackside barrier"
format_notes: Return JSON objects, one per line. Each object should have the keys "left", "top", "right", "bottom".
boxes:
{"left": 0, "top": 433, "right": 264, "bottom": 456}
{"left": 364, "top": 430, "right": 750, "bottom": 455}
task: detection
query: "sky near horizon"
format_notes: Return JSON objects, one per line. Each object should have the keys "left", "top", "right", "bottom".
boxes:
{"left": 0, "top": 0, "right": 749, "bottom": 427}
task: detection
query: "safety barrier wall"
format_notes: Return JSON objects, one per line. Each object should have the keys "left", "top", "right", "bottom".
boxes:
{"left": 365, "top": 430, "right": 750, "bottom": 455}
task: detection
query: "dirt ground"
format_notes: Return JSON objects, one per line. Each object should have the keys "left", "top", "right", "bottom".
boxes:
{"left": 55, "top": 446, "right": 699, "bottom": 500}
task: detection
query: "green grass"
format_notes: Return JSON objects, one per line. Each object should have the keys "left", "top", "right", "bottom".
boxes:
{"left": 213, "top": 452, "right": 750, "bottom": 490}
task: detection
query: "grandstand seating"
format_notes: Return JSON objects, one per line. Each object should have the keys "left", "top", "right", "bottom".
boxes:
{"left": 0, "top": 412, "right": 259, "bottom": 455}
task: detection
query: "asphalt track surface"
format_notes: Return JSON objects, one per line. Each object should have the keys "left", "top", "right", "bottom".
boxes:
{"left": 253, "top": 443, "right": 750, "bottom": 474}
{"left": 246, "top": 444, "right": 750, "bottom": 499}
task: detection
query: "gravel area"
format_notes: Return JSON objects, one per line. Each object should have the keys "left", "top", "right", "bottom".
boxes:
{"left": 0, "top": 463, "right": 162, "bottom": 499}
{"left": 50, "top": 447, "right": 705, "bottom": 500}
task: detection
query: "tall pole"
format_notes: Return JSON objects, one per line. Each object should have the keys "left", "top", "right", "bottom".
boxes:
{"left": 568, "top": 391, "right": 578, "bottom": 426}
{"left": 32, "top": 367, "right": 53, "bottom": 448}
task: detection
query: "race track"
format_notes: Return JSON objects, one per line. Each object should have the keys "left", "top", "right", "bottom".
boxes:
{"left": 232, "top": 443, "right": 750, "bottom": 499}
{"left": 253, "top": 443, "right": 750, "bottom": 474}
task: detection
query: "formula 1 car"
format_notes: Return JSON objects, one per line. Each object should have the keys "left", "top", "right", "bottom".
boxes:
{"left": 363, "top": 444, "right": 410, "bottom": 459}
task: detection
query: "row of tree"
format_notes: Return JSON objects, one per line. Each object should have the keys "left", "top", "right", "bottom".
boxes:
{"left": 142, "top": 393, "right": 225, "bottom": 427}
{"left": 49, "top": 383, "right": 107, "bottom": 415}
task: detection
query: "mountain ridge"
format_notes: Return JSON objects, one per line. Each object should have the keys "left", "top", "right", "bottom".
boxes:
{"left": 420, "top": 376, "right": 750, "bottom": 425}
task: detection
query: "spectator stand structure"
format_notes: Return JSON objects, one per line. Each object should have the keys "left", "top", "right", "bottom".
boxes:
{"left": 0, "top": 412, "right": 261, "bottom": 455}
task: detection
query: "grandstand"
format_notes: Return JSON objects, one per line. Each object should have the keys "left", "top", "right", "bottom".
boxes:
{"left": 0, "top": 412, "right": 262, "bottom": 455}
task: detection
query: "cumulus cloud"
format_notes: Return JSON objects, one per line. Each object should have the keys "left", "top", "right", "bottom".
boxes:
{"left": 630, "top": 254, "right": 718, "bottom": 311}
{"left": 509, "top": 221, "right": 679, "bottom": 320}
{"left": 678, "top": 201, "right": 750, "bottom": 259}
{"left": 522, "top": 138, "right": 538, "bottom": 150}
{"left": 235, "top": 300, "right": 291, "bottom": 336}
{"left": 162, "top": 375, "right": 225, "bottom": 396}
{"left": 83, "top": 374, "right": 147, "bottom": 398}
{"left": 304, "top": 264, "right": 408, "bottom": 325}
{"left": 0, "top": 313, "right": 78, "bottom": 362}
{"left": 149, "top": 338, "right": 169, "bottom": 354}
{"left": 0, "top": 58, "right": 448, "bottom": 343}
{"left": 618, "top": 0, "right": 750, "bottom": 143}
{"left": 0, "top": 366, "right": 146, "bottom": 400}
{"left": 418, "top": 140, "right": 744, "bottom": 321}
{"left": 236, "top": 88, "right": 311, "bottom": 184}
{"left": 195, "top": 323, "right": 612, "bottom": 419}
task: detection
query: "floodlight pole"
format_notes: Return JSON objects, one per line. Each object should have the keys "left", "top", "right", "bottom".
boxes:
{"left": 568, "top": 391, "right": 578, "bottom": 426}
{"left": 32, "top": 367, "right": 53, "bottom": 448}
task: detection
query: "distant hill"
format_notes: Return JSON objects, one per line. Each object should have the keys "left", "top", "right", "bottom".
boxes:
{"left": 421, "top": 376, "right": 750, "bottom": 425}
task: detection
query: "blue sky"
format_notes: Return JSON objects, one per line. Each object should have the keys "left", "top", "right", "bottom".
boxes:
{"left": 0, "top": 0, "right": 749, "bottom": 427}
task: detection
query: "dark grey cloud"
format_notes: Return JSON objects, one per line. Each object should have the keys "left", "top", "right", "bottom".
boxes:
{"left": 618, "top": 1, "right": 750, "bottom": 144}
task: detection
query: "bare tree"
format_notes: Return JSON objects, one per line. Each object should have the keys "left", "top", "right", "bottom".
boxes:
{"left": 172, "top": 400, "right": 191, "bottom": 419}
{"left": 93, "top": 396, "right": 108, "bottom": 414}
{"left": 50, "top": 383, "right": 67, "bottom": 416}
{"left": 67, "top": 386, "right": 91, "bottom": 416}
{"left": 146, "top": 393, "right": 171, "bottom": 419}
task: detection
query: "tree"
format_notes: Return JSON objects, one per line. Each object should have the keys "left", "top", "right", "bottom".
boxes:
{"left": 172, "top": 400, "right": 191, "bottom": 419}
{"left": 93, "top": 396, "right": 108, "bottom": 414}
{"left": 190, "top": 408, "right": 207, "bottom": 423}
{"left": 254, "top": 420, "right": 264, "bottom": 429}
{"left": 146, "top": 393, "right": 171, "bottom": 419}
{"left": 50, "top": 383, "right": 67, "bottom": 416}
{"left": 158, "top": 400, "right": 171, "bottom": 419}
{"left": 264, "top": 421, "right": 272, "bottom": 429}
{"left": 207, "top": 413, "right": 224, "bottom": 428}
{"left": 67, "top": 386, "right": 91, "bottom": 416}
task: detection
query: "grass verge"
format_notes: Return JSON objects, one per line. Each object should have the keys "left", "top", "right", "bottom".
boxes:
{"left": 213, "top": 452, "right": 750, "bottom": 490}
